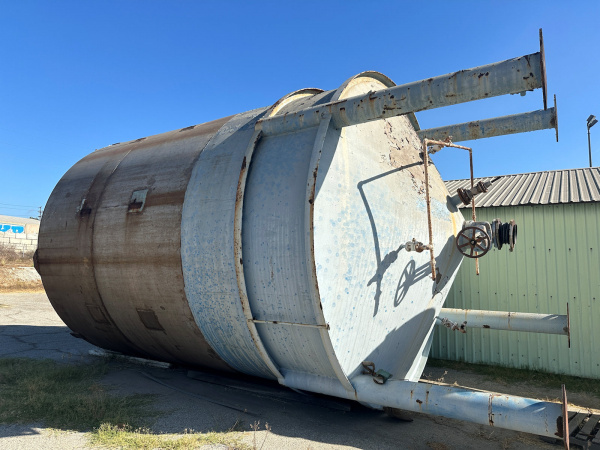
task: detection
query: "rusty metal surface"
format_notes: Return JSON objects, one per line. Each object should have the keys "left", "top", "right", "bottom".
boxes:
{"left": 562, "top": 385, "right": 570, "bottom": 448}
{"left": 445, "top": 167, "right": 600, "bottom": 207}
{"left": 38, "top": 118, "right": 233, "bottom": 369}
{"left": 422, "top": 139, "right": 473, "bottom": 277}
{"left": 256, "top": 51, "right": 545, "bottom": 136}
{"left": 180, "top": 88, "right": 356, "bottom": 388}
{"left": 540, "top": 29, "right": 548, "bottom": 111}
{"left": 417, "top": 107, "right": 558, "bottom": 143}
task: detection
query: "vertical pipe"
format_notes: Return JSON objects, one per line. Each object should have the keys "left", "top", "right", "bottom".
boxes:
{"left": 421, "top": 139, "right": 471, "bottom": 280}
{"left": 422, "top": 140, "right": 436, "bottom": 280}
{"left": 469, "top": 150, "right": 480, "bottom": 275}
{"left": 588, "top": 128, "right": 593, "bottom": 168}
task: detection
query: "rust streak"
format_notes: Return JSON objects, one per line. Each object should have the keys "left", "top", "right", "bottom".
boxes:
{"left": 488, "top": 394, "right": 496, "bottom": 426}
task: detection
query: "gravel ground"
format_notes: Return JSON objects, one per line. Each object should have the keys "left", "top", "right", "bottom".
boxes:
{"left": 0, "top": 292, "right": 581, "bottom": 449}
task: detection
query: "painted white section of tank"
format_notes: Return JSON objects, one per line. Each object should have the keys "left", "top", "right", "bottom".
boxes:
{"left": 181, "top": 73, "right": 464, "bottom": 393}
{"left": 311, "top": 76, "right": 463, "bottom": 384}
{"left": 181, "top": 108, "right": 277, "bottom": 378}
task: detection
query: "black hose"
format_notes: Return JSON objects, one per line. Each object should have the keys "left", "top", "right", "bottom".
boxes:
{"left": 497, "top": 222, "right": 511, "bottom": 249}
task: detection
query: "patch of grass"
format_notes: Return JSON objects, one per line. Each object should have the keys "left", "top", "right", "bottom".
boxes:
{"left": 0, "top": 358, "right": 156, "bottom": 430}
{"left": 91, "top": 423, "right": 250, "bottom": 449}
{"left": 427, "top": 358, "right": 600, "bottom": 397}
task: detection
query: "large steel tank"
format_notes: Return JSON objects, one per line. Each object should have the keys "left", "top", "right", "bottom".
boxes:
{"left": 38, "top": 71, "right": 464, "bottom": 389}
{"left": 39, "top": 35, "right": 580, "bottom": 439}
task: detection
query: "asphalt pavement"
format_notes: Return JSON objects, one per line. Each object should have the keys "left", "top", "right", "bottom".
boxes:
{"left": 0, "top": 292, "right": 560, "bottom": 450}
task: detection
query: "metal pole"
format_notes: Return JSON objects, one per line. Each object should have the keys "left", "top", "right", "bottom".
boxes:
{"left": 589, "top": 126, "right": 593, "bottom": 168}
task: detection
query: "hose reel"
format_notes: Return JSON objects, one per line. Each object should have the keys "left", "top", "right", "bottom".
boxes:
{"left": 456, "top": 219, "right": 517, "bottom": 258}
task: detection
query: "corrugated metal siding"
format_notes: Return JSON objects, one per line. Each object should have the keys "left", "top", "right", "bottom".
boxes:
{"left": 431, "top": 203, "right": 600, "bottom": 379}
{"left": 444, "top": 167, "right": 600, "bottom": 207}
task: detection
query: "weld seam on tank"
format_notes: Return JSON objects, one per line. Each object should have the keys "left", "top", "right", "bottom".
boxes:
{"left": 71, "top": 145, "right": 155, "bottom": 358}
{"left": 305, "top": 112, "right": 355, "bottom": 393}
{"left": 85, "top": 147, "right": 141, "bottom": 355}
{"left": 234, "top": 127, "right": 285, "bottom": 384}
{"left": 181, "top": 109, "right": 277, "bottom": 378}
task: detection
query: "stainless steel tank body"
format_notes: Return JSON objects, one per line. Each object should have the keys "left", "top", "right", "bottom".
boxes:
{"left": 37, "top": 35, "right": 570, "bottom": 440}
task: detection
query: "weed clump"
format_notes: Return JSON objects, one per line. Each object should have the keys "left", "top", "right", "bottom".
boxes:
{"left": 0, "top": 243, "right": 34, "bottom": 266}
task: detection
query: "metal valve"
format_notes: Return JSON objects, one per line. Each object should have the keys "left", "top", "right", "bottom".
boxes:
{"left": 404, "top": 238, "right": 431, "bottom": 253}
{"left": 456, "top": 181, "right": 491, "bottom": 205}
{"left": 456, "top": 223, "right": 492, "bottom": 258}
{"left": 456, "top": 219, "right": 518, "bottom": 258}
{"left": 450, "top": 176, "right": 502, "bottom": 208}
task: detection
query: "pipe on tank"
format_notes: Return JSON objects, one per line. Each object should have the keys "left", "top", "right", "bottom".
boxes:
{"left": 283, "top": 372, "right": 567, "bottom": 439}
{"left": 418, "top": 101, "right": 559, "bottom": 143}
{"left": 436, "top": 308, "right": 569, "bottom": 336}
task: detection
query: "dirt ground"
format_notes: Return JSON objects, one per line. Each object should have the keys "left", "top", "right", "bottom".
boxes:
{"left": 1, "top": 291, "right": 597, "bottom": 450}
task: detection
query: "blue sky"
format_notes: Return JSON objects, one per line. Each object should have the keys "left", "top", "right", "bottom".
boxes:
{"left": 1, "top": 1, "right": 599, "bottom": 218}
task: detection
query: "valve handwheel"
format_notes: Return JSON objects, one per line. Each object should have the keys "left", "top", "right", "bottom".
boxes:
{"left": 456, "top": 226, "right": 491, "bottom": 258}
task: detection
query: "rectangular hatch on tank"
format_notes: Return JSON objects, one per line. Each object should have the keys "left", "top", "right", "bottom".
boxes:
{"left": 127, "top": 189, "right": 148, "bottom": 213}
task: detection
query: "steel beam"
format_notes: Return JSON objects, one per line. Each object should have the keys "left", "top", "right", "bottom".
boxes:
{"left": 257, "top": 52, "right": 544, "bottom": 136}
{"left": 437, "top": 308, "right": 569, "bottom": 335}
{"left": 418, "top": 107, "right": 558, "bottom": 143}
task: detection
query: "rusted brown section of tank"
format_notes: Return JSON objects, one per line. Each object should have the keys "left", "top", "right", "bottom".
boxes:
{"left": 37, "top": 116, "right": 234, "bottom": 370}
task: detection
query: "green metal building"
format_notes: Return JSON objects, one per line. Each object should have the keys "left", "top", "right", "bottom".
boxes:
{"left": 432, "top": 167, "right": 600, "bottom": 379}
